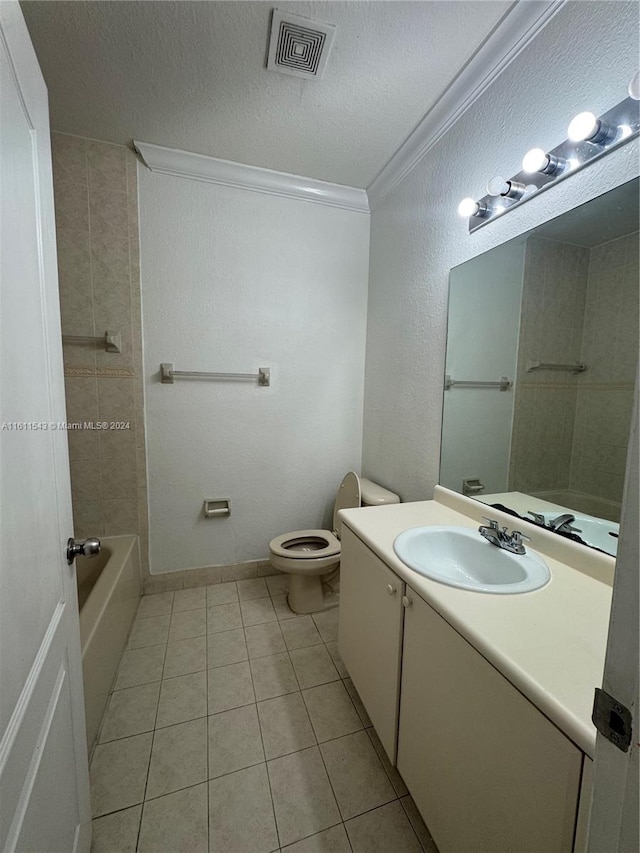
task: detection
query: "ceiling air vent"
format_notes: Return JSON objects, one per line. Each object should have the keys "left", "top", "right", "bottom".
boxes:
{"left": 266, "top": 9, "right": 336, "bottom": 80}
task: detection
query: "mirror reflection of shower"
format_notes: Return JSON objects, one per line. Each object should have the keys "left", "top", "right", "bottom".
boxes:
{"left": 441, "top": 178, "right": 639, "bottom": 556}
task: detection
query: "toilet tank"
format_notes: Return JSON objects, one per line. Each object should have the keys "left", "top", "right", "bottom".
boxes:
{"left": 360, "top": 478, "right": 400, "bottom": 507}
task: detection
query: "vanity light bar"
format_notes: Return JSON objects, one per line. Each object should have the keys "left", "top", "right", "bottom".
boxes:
{"left": 458, "top": 76, "right": 640, "bottom": 233}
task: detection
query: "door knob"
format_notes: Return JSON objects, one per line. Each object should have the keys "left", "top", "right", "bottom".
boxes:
{"left": 402, "top": 595, "right": 413, "bottom": 608}
{"left": 386, "top": 584, "right": 397, "bottom": 595}
{"left": 67, "top": 537, "right": 101, "bottom": 565}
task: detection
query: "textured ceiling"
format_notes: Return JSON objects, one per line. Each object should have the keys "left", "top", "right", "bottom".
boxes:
{"left": 21, "top": 1, "right": 513, "bottom": 188}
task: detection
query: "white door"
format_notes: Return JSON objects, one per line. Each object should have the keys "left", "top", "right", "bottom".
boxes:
{"left": 587, "top": 384, "right": 639, "bottom": 852}
{"left": 0, "top": 3, "right": 91, "bottom": 851}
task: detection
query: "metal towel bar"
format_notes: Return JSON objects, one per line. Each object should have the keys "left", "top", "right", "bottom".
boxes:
{"left": 161, "top": 363, "right": 270, "bottom": 386}
{"left": 62, "top": 330, "right": 122, "bottom": 353}
{"left": 445, "top": 375, "right": 511, "bottom": 391}
{"left": 526, "top": 361, "right": 586, "bottom": 374}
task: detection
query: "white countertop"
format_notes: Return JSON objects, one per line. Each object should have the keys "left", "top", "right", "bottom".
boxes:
{"left": 339, "top": 486, "right": 614, "bottom": 758}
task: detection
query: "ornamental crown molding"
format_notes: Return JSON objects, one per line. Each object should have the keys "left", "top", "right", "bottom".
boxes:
{"left": 134, "top": 140, "right": 369, "bottom": 214}
{"left": 366, "top": 0, "right": 566, "bottom": 210}
{"left": 135, "top": 1, "right": 565, "bottom": 216}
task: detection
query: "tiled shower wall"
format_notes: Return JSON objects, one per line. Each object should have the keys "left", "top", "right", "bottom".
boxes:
{"left": 570, "top": 231, "right": 638, "bottom": 517}
{"left": 509, "top": 232, "right": 638, "bottom": 521}
{"left": 508, "top": 237, "right": 589, "bottom": 494}
{"left": 52, "top": 133, "right": 149, "bottom": 573}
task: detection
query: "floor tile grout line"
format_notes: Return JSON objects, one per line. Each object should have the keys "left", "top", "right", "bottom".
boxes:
{"left": 96, "top": 688, "right": 374, "bottom": 753}
{"left": 268, "top": 608, "right": 407, "bottom": 832}
{"left": 257, "top": 685, "right": 319, "bottom": 763}
{"left": 278, "top": 819, "right": 349, "bottom": 852}
{"left": 364, "top": 727, "right": 397, "bottom": 792}
{"left": 123, "top": 781, "right": 423, "bottom": 849}
{"left": 132, "top": 636, "right": 167, "bottom": 852}
{"left": 340, "top": 793, "right": 404, "bottom": 829}
{"left": 95, "top": 636, "right": 162, "bottom": 750}
{"left": 314, "top": 730, "right": 352, "bottom": 832}
{"left": 239, "top": 635, "right": 279, "bottom": 847}
{"left": 97, "top": 784, "right": 405, "bottom": 852}
{"left": 99, "top": 583, "right": 429, "bottom": 851}
{"left": 254, "top": 690, "right": 281, "bottom": 849}
{"left": 299, "top": 675, "right": 363, "bottom": 745}
{"left": 140, "top": 635, "right": 168, "bottom": 807}
{"left": 133, "top": 793, "right": 144, "bottom": 851}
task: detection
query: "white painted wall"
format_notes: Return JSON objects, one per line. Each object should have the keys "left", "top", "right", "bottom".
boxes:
{"left": 140, "top": 174, "right": 370, "bottom": 573}
{"left": 362, "top": 0, "right": 640, "bottom": 501}
{"left": 440, "top": 240, "right": 525, "bottom": 495}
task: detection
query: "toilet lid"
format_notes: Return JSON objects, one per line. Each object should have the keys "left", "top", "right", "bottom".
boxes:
{"left": 333, "top": 471, "right": 361, "bottom": 539}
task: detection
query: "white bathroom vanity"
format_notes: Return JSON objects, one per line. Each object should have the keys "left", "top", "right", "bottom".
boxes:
{"left": 338, "top": 486, "right": 613, "bottom": 853}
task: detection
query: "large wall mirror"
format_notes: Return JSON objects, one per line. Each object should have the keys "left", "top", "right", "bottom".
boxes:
{"left": 441, "top": 177, "right": 639, "bottom": 557}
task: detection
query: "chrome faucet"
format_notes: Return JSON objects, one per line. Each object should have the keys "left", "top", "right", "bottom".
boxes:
{"left": 479, "top": 518, "right": 531, "bottom": 555}
{"left": 478, "top": 518, "right": 503, "bottom": 547}
{"left": 548, "top": 513, "right": 580, "bottom": 534}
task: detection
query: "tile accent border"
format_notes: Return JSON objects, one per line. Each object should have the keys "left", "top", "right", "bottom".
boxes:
{"left": 519, "top": 381, "right": 635, "bottom": 391}
{"left": 64, "top": 366, "right": 136, "bottom": 378}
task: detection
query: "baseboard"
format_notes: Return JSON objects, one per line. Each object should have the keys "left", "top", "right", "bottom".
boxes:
{"left": 143, "top": 559, "right": 283, "bottom": 594}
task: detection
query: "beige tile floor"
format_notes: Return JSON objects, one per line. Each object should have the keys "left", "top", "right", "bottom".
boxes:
{"left": 90, "top": 575, "right": 439, "bottom": 853}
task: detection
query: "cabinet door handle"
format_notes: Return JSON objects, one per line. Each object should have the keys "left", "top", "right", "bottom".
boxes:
{"left": 387, "top": 584, "right": 397, "bottom": 595}
{"left": 402, "top": 595, "right": 413, "bottom": 608}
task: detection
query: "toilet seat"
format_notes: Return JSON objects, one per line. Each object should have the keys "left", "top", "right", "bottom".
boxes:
{"left": 267, "top": 472, "right": 399, "bottom": 614}
{"left": 269, "top": 529, "right": 340, "bottom": 560}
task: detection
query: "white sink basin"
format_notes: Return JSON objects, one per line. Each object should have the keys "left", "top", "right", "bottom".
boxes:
{"left": 393, "top": 526, "right": 550, "bottom": 594}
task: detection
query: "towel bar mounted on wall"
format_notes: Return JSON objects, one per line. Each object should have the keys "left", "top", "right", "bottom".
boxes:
{"left": 62, "top": 330, "right": 122, "bottom": 353}
{"left": 526, "top": 361, "right": 586, "bottom": 374}
{"left": 160, "top": 363, "right": 271, "bottom": 386}
{"left": 445, "top": 375, "right": 511, "bottom": 391}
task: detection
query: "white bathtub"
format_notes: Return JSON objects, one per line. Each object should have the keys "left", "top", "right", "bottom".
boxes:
{"left": 77, "top": 535, "right": 141, "bottom": 753}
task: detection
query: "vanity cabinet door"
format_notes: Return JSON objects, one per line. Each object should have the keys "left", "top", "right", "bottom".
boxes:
{"left": 338, "top": 526, "right": 404, "bottom": 762}
{"left": 398, "top": 588, "right": 583, "bottom": 853}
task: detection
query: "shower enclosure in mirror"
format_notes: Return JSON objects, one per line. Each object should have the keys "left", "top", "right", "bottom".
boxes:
{"left": 441, "top": 177, "right": 639, "bottom": 557}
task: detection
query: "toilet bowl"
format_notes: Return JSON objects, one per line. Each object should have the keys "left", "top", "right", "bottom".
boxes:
{"left": 269, "top": 472, "right": 400, "bottom": 614}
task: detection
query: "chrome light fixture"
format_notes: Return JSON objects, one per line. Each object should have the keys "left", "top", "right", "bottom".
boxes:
{"left": 459, "top": 72, "right": 640, "bottom": 232}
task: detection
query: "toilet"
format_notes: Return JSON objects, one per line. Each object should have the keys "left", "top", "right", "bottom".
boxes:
{"left": 269, "top": 472, "right": 400, "bottom": 614}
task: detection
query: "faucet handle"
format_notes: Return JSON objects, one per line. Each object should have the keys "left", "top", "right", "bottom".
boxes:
{"left": 481, "top": 517, "right": 499, "bottom": 530}
{"left": 511, "top": 530, "right": 531, "bottom": 546}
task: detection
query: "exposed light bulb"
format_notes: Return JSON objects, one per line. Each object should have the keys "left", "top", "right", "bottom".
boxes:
{"left": 487, "top": 176, "right": 526, "bottom": 201}
{"left": 522, "top": 148, "right": 548, "bottom": 173}
{"left": 567, "top": 111, "right": 613, "bottom": 144}
{"left": 568, "top": 111, "right": 599, "bottom": 142}
{"left": 522, "top": 148, "right": 565, "bottom": 175}
{"left": 629, "top": 71, "right": 640, "bottom": 100}
{"left": 458, "top": 197, "right": 480, "bottom": 217}
{"left": 487, "top": 176, "right": 510, "bottom": 196}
